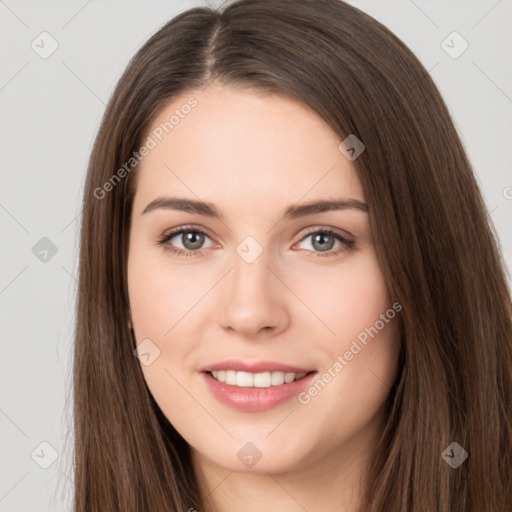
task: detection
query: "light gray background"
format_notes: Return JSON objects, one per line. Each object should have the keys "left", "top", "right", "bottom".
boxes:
{"left": 1, "top": 1, "right": 511, "bottom": 510}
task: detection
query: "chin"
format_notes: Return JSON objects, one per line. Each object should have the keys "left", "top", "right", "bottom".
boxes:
{"left": 192, "top": 437, "right": 313, "bottom": 475}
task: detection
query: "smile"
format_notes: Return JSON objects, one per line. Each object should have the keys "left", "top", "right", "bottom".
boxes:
{"left": 209, "top": 370, "right": 308, "bottom": 388}
{"left": 201, "top": 369, "right": 317, "bottom": 412}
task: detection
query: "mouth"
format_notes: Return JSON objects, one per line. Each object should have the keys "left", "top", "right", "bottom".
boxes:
{"left": 205, "top": 369, "right": 314, "bottom": 388}
{"left": 200, "top": 367, "right": 318, "bottom": 412}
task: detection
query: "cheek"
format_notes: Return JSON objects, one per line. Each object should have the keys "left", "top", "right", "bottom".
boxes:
{"left": 297, "top": 250, "right": 400, "bottom": 404}
{"left": 127, "top": 247, "right": 206, "bottom": 340}
{"left": 297, "top": 250, "right": 394, "bottom": 344}
{"left": 127, "top": 248, "right": 207, "bottom": 418}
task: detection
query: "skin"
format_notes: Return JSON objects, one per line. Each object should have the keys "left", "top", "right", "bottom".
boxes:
{"left": 127, "top": 84, "right": 401, "bottom": 512}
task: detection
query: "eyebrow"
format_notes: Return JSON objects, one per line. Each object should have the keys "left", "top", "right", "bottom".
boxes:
{"left": 141, "top": 196, "right": 369, "bottom": 220}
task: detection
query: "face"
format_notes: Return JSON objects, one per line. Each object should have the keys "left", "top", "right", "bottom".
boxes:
{"left": 127, "top": 84, "right": 401, "bottom": 475}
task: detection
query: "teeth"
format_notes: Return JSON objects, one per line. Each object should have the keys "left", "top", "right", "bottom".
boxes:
{"left": 210, "top": 370, "right": 308, "bottom": 388}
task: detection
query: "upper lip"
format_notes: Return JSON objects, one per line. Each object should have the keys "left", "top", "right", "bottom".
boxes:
{"left": 199, "top": 360, "right": 315, "bottom": 374}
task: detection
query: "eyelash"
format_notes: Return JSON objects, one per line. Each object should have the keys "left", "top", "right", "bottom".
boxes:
{"left": 156, "top": 225, "right": 355, "bottom": 259}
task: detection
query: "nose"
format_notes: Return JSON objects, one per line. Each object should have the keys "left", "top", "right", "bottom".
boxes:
{"left": 218, "top": 248, "right": 290, "bottom": 338}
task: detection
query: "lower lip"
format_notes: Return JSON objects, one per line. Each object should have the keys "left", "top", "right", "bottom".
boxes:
{"left": 201, "top": 371, "right": 317, "bottom": 412}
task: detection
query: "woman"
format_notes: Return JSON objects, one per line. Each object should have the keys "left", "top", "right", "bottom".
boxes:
{"left": 72, "top": 0, "right": 512, "bottom": 510}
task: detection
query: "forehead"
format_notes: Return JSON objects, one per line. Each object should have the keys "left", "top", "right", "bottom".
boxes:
{"left": 132, "top": 85, "right": 364, "bottom": 217}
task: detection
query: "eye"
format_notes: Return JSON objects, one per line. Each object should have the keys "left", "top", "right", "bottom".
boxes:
{"left": 294, "top": 227, "right": 354, "bottom": 258}
{"left": 157, "top": 226, "right": 214, "bottom": 258}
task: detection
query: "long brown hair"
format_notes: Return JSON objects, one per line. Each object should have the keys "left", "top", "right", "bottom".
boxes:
{"left": 70, "top": 0, "right": 512, "bottom": 510}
